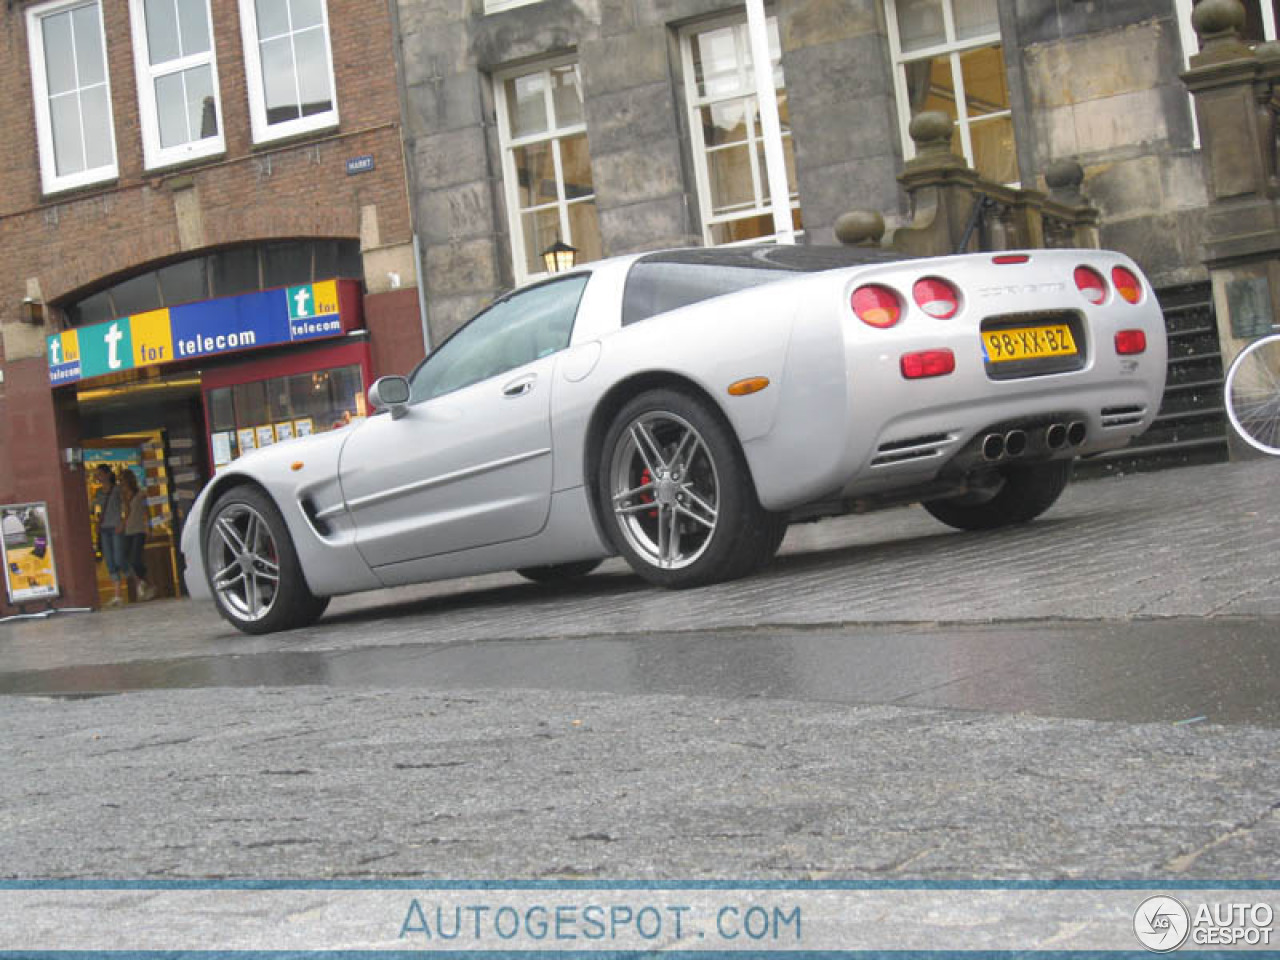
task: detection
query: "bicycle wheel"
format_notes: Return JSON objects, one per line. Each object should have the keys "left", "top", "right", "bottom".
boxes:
{"left": 1225, "top": 334, "right": 1280, "bottom": 455}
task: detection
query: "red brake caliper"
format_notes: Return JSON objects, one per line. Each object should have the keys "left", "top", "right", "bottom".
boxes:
{"left": 639, "top": 468, "right": 657, "bottom": 519}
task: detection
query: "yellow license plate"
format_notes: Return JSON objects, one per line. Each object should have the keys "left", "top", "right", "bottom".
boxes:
{"left": 983, "top": 324, "right": 1077, "bottom": 363}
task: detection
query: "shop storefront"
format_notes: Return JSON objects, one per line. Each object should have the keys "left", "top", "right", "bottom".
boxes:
{"left": 47, "top": 277, "right": 371, "bottom": 605}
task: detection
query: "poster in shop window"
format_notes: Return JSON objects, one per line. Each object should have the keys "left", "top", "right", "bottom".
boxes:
{"left": 1, "top": 502, "right": 60, "bottom": 603}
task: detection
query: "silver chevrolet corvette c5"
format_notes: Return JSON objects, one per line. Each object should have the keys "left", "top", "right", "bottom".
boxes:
{"left": 181, "top": 245, "right": 1167, "bottom": 634}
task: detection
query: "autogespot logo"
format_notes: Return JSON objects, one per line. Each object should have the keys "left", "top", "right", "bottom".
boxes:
{"left": 1134, "top": 896, "right": 1191, "bottom": 952}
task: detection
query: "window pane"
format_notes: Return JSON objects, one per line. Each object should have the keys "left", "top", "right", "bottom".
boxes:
{"left": 904, "top": 56, "right": 958, "bottom": 118}
{"left": 145, "top": 0, "right": 180, "bottom": 63}
{"left": 50, "top": 94, "right": 85, "bottom": 176}
{"left": 703, "top": 98, "right": 751, "bottom": 147}
{"left": 158, "top": 258, "right": 209, "bottom": 306}
{"left": 263, "top": 241, "right": 312, "bottom": 288}
{"left": 971, "top": 114, "right": 1017, "bottom": 183}
{"left": 110, "top": 274, "right": 163, "bottom": 317}
{"left": 209, "top": 387, "right": 235, "bottom": 432}
{"left": 72, "top": 3, "right": 105, "bottom": 86}
{"left": 176, "top": 0, "right": 211, "bottom": 55}
{"left": 260, "top": 35, "right": 300, "bottom": 124}
{"left": 559, "top": 135, "right": 594, "bottom": 200}
{"left": 954, "top": 0, "right": 1000, "bottom": 40}
{"left": 549, "top": 63, "right": 583, "bottom": 127}
{"left": 290, "top": 0, "right": 324, "bottom": 31}
{"left": 234, "top": 379, "right": 269, "bottom": 431}
{"left": 42, "top": 11, "right": 76, "bottom": 97}
{"left": 188, "top": 65, "right": 219, "bottom": 139}
{"left": 709, "top": 213, "right": 773, "bottom": 245}
{"left": 70, "top": 291, "right": 114, "bottom": 327}
{"left": 514, "top": 141, "right": 557, "bottom": 207}
{"left": 255, "top": 0, "right": 290, "bottom": 39}
{"left": 211, "top": 247, "right": 259, "bottom": 296}
{"left": 708, "top": 144, "right": 757, "bottom": 214}
{"left": 566, "top": 200, "right": 602, "bottom": 265}
{"left": 155, "top": 72, "right": 189, "bottom": 147}
{"left": 82, "top": 84, "right": 113, "bottom": 169}
{"left": 293, "top": 27, "right": 333, "bottom": 116}
{"left": 693, "top": 26, "right": 745, "bottom": 100}
{"left": 506, "top": 72, "right": 548, "bottom": 138}
{"left": 960, "top": 45, "right": 1009, "bottom": 117}
{"left": 757, "top": 137, "right": 799, "bottom": 199}
{"left": 521, "top": 207, "right": 561, "bottom": 276}
{"left": 897, "top": 0, "right": 946, "bottom": 52}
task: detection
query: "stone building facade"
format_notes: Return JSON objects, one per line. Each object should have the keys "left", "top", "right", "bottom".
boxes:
{"left": 395, "top": 0, "right": 1253, "bottom": 347}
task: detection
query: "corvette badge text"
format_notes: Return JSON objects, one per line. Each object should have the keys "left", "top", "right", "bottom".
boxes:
{"left": 399, "top": 899, "right": 802, "bottom": 944}
{"left": 1134, "top": 895, "right": 1274, "bottom": 951}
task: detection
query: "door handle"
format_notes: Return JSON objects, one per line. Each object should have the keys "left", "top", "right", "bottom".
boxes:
{"left": 502, "top": 374, "right": 536, "bottom": 398}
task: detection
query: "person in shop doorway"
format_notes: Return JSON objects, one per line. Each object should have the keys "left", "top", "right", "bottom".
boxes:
{"left": 93, "top": 464, "right": 127, "bottom": 606}
{"left": 119, "top": 470, "right": 156, "bottom": 602}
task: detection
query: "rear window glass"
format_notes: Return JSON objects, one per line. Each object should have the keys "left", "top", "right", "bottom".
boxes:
{"left": 621, "top": 263, "right": 787, "bottom": 326}
{"left": 621, "top": 245, "right": 903, "bottom": 325}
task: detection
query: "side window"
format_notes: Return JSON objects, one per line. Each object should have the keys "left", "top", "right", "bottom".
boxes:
{"left": 410, "top": 274, "right": 590, "bottom": 403}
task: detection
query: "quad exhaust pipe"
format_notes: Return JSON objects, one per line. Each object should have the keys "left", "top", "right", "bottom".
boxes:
{"left": 982, "top": 422, "right": 1089, "bottom": 461}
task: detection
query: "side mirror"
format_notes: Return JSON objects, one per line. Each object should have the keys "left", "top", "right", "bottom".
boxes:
{"left": 367, "top": 376, "right": 411, "bottom": 420}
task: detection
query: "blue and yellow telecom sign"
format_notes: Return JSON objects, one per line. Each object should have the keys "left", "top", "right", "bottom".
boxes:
{"left": 48, "top": 280, "right": 354, "bottom": 386}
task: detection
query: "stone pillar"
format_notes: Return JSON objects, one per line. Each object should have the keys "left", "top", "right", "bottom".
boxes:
{"left": 1181, "top": 0, "right": 1280, "bottom": 457}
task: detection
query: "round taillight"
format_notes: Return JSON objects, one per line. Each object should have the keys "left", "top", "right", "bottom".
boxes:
{"left": 912, "top": 277, "right": 960, "bottom": 319}
{"left": 1112, "top": 266, "right": 1142, "bottom": 304}
{"left": 851, "top": 284, "right": 901, "bottom": 329}
{"left": 1074, "top": 266, "right": 1108, "bottom": 306}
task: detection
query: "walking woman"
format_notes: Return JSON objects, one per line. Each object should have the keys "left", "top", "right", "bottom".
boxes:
{"left": 93, "top": 464, "right": 126, "bottom": 606}
{"left": 119, "top": 469, "right": 156, "bottom": 602}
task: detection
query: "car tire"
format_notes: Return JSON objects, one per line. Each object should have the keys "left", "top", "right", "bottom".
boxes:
{"left": 204, "top": 484, "right": 329, "bottom": 635}
{"left": 516, "top": 560, "right": 602, "bottom": 584}
{"left": 923, "top": 460, "right": 1073, "bottom": 531}
{"left": 597, "top": 387, "right": 786, "bottom": 589}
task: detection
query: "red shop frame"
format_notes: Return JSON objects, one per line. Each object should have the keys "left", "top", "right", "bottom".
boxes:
{"left": 200, "top": 337, "right": 374, "bottom": 470}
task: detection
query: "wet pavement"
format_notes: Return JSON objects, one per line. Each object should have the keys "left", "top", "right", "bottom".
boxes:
{"left": 1, "top": 459, "right": 1278, "bottom": 879}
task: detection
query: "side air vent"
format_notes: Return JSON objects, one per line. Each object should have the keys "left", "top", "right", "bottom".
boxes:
{"left": 871, "top": 432, "right": 957, "bottom": 467}
{"left": 1101, "top": 405, "right": 1147, "bottom": 428}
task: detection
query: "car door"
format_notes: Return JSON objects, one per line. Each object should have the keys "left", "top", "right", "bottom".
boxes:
{"left": 338, "top": 273, "right": 590, "bottom": 570}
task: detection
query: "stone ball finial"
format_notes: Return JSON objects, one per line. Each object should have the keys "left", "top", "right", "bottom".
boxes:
{"left": 1045, "top": 159, "right": 1085, "bottom": 194}
{"left": 909, "top": 111, "right": 954, "bottom": 152}
{"left": 834, "top": 210, "right": 886, "bottom": 247}
{"left": 1193, "top": 0, "right": 1246, "bottom": 39}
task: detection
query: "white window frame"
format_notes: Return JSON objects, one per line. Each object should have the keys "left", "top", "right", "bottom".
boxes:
{"left": 484, "top": 0, "right": 543, "bottom": 14}
{"left": 494, "top": 57, "right": 597, "bottom": 286}
{"left": 885, "top": 0, "right": 1016, "bottom": 183}
{"left": 237, "top": 0, "right": 339, "bottom": 144}
{"left": 679, "top": 14, "right": 800, "bottom": 247}
{"left": 1175, "top": 0, "right": 1277, "bottom": 148}
{"left": 26, "top": 0, "right": 118, "bottom": 194}
{"left": 129, "top": 0, "right": 225, "bottom": 169}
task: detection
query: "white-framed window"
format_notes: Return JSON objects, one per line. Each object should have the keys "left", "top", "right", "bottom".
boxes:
{"left": 130, "top": 0, "right": 224, "bottom": 169}
{"left": 238, "top": 0, "right": 338, "bottom": 144}
{"left": 680, "top": 15, "right": 800, "bottom": 246}
{"left": 885, "top": 0, "right": 1018, "bottom": 185}
{"left": 494, "top": 59, "right": 602, "bottom": 285}
{"left": 26, "top": 0, "right": 118, "bottom": 194}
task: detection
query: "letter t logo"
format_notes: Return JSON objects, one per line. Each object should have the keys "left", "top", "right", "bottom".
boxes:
{"left": 105, "top": 322, "right": 123, "bottom": 370}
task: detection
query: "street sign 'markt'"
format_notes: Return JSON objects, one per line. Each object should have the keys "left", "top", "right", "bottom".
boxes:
{"left": 48, "top": 280, "right": 356, "bottom": 387}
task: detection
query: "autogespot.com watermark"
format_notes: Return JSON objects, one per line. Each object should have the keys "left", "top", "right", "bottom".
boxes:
{"left": 1134, "top": 895, "right": 1274, "bottom": 951}
{"left": 398, "top": 899, "right": 802, "bottom": 944}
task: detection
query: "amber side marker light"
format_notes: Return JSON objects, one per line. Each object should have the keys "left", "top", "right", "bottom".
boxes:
{"left": 728, "top": 377, "right": 770, "bottom": 397}
{"left": 291, "top": 462, "right": 305, "bottom": 472}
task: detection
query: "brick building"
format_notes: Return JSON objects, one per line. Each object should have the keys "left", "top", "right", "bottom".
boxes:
{"left": 0, "top": 0, "right": 421, "bottom": 613}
